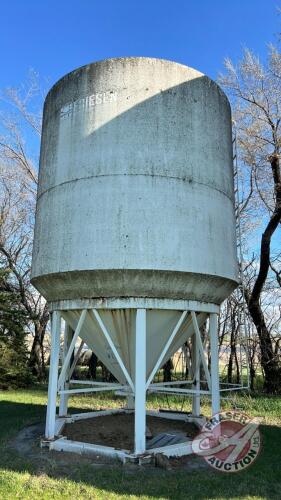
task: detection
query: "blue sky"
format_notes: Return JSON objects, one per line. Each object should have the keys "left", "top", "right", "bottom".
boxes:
{"left": 0, "top": 1, "right": 279, "bottom": 257}
{"left": 1, "top": 0, "right": 280, "bottom": 90}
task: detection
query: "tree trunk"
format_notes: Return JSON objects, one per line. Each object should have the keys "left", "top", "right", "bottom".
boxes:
{"left": 88, "top": 352, "right": 97, "bottom": 379}
{"left": 247, "top": 153, "right": 281, "bottom": 393}
{"left": 234, "top": 345, "right": 240, "bottom": 384}
{"left": 29, "top": 334, "right": 44, "bottom": 379}
{"left": 248, "top": 300, "right": 280, "bottom": 392}
{"left": 29, "top": 322, "right": 47, "bottom": 380}
{"left": 227, "top": 346, "right": 233, "bottom": 384}
{"left": 249, "top": 366, "right": 256, "bottom": 391}
{"left": 227, "top": 311, "right": 235, "bottom": 383}
{"left": 163, "top": 359, "right": 173, "bottom": 382}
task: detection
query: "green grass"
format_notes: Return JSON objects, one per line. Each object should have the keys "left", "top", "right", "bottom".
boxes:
{"left": 0, "top": 387, "right": 281, "bottom": 499}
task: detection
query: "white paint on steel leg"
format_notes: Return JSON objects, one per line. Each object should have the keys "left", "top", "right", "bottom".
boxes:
{"left": 192, "top": 333, "right": 200, "bottom": 417}
{"left": 59, "top": 324, "right": 73, "bottom": 417}
{"left": 210, "top": 313, "right": 220, "bottom": 415}
{"left": 134, "top": 308, "right": 146, "bottom": 455}
{"left": 45, "top": 311, "right": 61, "bottom": 439}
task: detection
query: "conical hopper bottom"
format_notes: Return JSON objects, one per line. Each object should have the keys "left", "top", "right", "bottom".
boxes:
{"left": 61, "top": 309, "right": 208, "bottom": 385}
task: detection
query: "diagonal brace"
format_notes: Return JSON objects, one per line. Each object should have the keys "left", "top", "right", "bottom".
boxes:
{"left": 58, "top": 309, "right": 87, "bottom": 390}
{"left": 191, "top": 311, "right": 211, "bottom": 390}
{"left": 69, "top": 339, "right": 84, "bottom": 380}
{"left": 191, "top": 333, "right": 209, "bottom": 383}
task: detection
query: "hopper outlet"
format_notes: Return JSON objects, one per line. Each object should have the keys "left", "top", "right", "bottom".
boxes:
{"left": 60, "top": 308, "right": 208, "bottom": 386}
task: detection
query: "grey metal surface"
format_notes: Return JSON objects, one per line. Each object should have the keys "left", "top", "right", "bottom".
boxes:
{"left": 60, "top": 308, "right": 208, "bottom": 383}
{"left": 31, "top": 57, "right": 238, "bottom": 305}
{"left": 146, "top": 432, "right": 188, "bottom": 449}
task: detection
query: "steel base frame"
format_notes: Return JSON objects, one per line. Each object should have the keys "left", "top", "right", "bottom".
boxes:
{"left": 44, "top": 299, "right": 220, "bottom": 460}
{"left": 43, "top": 408, "right": 200, "bottom": 462}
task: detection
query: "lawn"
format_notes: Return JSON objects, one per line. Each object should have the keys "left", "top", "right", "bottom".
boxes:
{"left": 0, "top": 387, "right": 280, "bottom": 499}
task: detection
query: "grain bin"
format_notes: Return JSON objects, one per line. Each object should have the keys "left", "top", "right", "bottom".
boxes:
{"left": 31, "top": 58, "right": 238, "bottom": 457}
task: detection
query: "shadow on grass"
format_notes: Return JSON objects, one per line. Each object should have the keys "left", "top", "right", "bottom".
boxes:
{"left": 0, "top": 399, "right": 281, "bottom": 499}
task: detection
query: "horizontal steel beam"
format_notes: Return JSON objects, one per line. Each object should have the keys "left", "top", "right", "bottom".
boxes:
{"left": 59, "top": 384, "right": 123, "bottom": 395}
{"left": 219, "top": 386, "right": 248, "bottom": 392}
{"left": 69, "top": 380, "right": 124, "bottom": 386}
{"left": 49, "top": 437, "right": 130, "bottom": 459}
{"left": 148, "top": 387, "right": 210, "bottom": 395}
{"left": 150, "top": 380, "right": 193, "bottom": 387}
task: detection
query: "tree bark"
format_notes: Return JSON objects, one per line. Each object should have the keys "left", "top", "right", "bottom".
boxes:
{"left": 163, "top": 359, "right": 173, "bottom": 382}
{"left": 247, "top": 300, "right": 280, "bottom": 392}
{"left": 28, "top": 312, "right": 48, "bottom": 380}
{"left": 247, "top": 154, "right": 281, "bottom": 393}
{"left": 88, "top": 352, "right": 97, "bottom": 379}
{"left": 29, "top": 333, "right": 44, "bottom": 379}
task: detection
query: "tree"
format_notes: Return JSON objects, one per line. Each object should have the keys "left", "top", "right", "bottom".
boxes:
{"left": 0, "top": 73, "right": 48, "bottom": 379}
{"left": 218, "top": 294, "right": 243, "bottom": 386}
{"left": 0, "top": 269, "right": 33, "bottom": 387}
{"left": 219, "top": 47, "right": 281, "bottom": 392}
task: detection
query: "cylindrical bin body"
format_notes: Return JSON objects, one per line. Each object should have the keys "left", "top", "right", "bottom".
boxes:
{"left": 31, "top": 57, "right": 238, "bottom": 304}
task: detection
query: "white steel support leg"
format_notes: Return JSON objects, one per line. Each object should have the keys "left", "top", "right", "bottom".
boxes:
{"left": 210, "top": 313, "right": 220, "bottom": 415}
{"left": 59, "top": 324, "right": 73, "bottom": 417}
{"left": 134, "top": 309, "right": 146, "bottom": 455}
{"left": 192, "top": 332, "right": 200, "bottom": 417}
{"left": 45, "top": 311, "right": 61, "bottom": 440}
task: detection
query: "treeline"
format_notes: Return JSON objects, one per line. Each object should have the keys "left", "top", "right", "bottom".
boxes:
{"left": 0, "top": 44, "right": 280, "bottom": 392}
